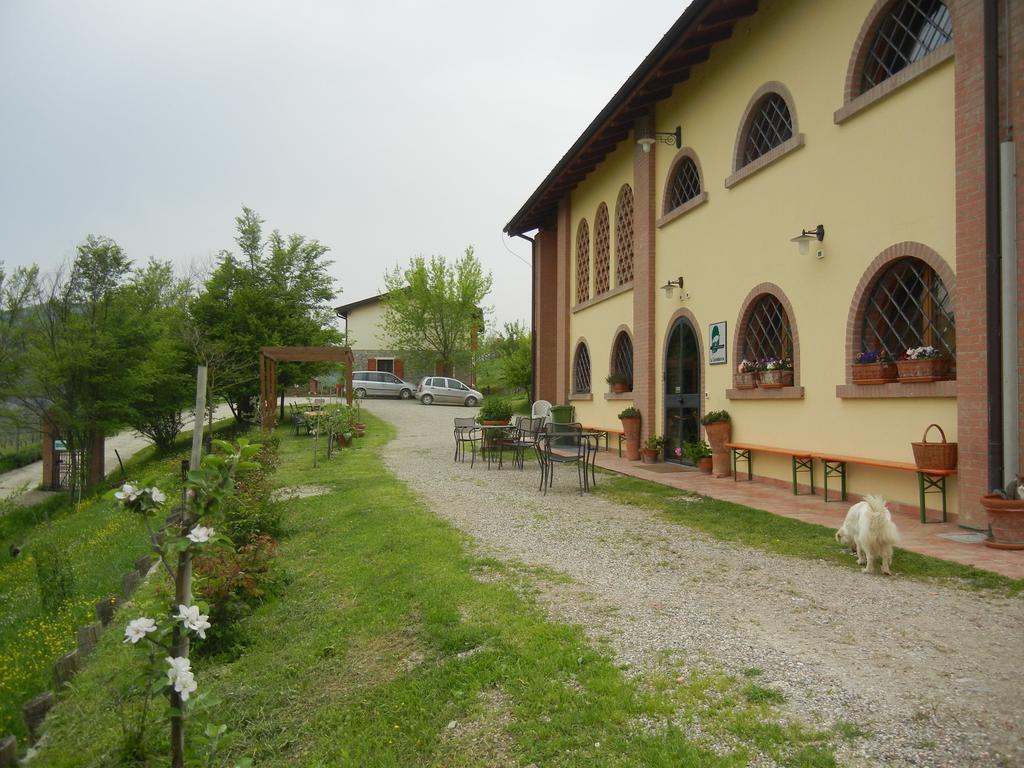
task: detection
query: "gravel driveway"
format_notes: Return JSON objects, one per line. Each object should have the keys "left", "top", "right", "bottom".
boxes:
{"left": 367, "top": 399, "right": 1024, "bottom": 767}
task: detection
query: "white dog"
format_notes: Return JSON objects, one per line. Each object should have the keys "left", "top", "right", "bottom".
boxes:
{"left": 835, "top": 495, "right": 900, "bottom": 575}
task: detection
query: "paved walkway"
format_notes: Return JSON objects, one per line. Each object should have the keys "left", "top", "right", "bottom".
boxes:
{"left": 593, "top": 450, "right": 1024, "bottom": 580}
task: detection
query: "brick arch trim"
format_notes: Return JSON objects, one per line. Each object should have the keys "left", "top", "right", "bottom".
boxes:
{"left": 662, "top": 147, "right": 706, "bottom": 215}
{"left": 572, "top": 336, "right": 592, "bottom": 394}
{"left": 842, "top": 0, "right": 954, "bottom": 105}
{"left": 844, "top": 241, "right": 955, "bottom": 383}
{"left": 732, "top": 81, "right": 800, "bottom": 172}
{"left": 732, "top": 283, "right": 801, "bottom": 385}
{"left": 661, "top": 309, "right": 706, "bottom": 436}
{"left": 608, "top": 324, "right": 634, "bottom": 385}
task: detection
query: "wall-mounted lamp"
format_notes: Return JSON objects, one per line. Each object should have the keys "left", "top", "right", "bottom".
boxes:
{"left": 637, "top": 125, "right": 682, "bottom": 153}
{"left": 790, "top": 224, "right": 825, "bottom": 258}
{"left": 660, "top": 276, "right": 687, "bottom": 300}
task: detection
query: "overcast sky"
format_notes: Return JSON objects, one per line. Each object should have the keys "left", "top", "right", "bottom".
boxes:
{"left": 0, "top": 1, "right": 688, "bottom": 330}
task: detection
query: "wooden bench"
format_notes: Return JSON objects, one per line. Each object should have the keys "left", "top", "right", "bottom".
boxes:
{"left": 812, "top": 452, "right": 956, "bottom": 523}
{"left": 580, "top": 426, "right": 625, "bottom": 455}
{"left": 725, "top": 442, "right": 814, "bottom": 496}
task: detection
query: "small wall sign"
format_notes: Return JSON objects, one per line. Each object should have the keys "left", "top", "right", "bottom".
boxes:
{"left": 709, "top": 322, "right": 727, "bottom": 365}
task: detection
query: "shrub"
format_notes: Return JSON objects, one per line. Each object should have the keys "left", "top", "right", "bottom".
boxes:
{"left": 477, "top": 396, "right": 513, "bottom": 422}
{"left": 618, "top": 407, "right": 641, "bottom": 419}
{"left": 644, "top": 435, "right": 665, "bottom": 450}
{"left": 221, "top": 437, "right": 282, "bottom": 545}
{"left": 700, "top": 410, "right": 730, "bottom": 425}
{"left": 682, "top": 440, "right": 712, "bottom": 461}
{"left": 32, "top": 538, "right": 76, "bottom": 613}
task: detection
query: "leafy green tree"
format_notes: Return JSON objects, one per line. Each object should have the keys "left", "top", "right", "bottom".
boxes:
{"left": 0, "top": 263, "right": 38, "bottom": 398}
{"left": 189, "top": 207, "right": 341, "bottom": 422}
{"left": 381, "top": 247, "right": 492, "bottom": 376}
{"left": 475, "top": 321, "right": 531, "bottom": 395}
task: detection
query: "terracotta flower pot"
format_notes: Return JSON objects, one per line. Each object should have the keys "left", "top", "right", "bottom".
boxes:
{"left": 758, "top": 369, "right": 793, "bottom": 388}
{"left": 641, "top": 447, "right": 659, "bottom": 464}
{"left": 612, "top": 382, "right": 629, "bottom": 394}
{"left": 703, "top": 420, "right": 731, "bottom": 478}
{"left": 697, "top": 456, "right": 713, "bottom": 473}
{"left": 852, "top": 362, "right": 898, "bottom": 384}
{"left": 981, "top": 495, "right": 1024, "bottom": 550}
{"left": 734, "top": 372, "right": 757, "bottom": 389}
{"left": 620, "top": 416, "right": 641, "bottom": 461}
{"left": 897, "top": 357, "right": 951, "bottom": 383}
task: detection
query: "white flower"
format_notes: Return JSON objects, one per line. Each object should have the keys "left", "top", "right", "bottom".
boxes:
{"left": 165, "top": 656, "right": 198, "bottom": 700}
{"left": 175, "top": 604, "right": 211, "bottom": 639}
{"left": 124, "top": 617, "right": 157, "bottom": 644}
{"left": 186, "top": 526, "right": 214, "bottom": 544}
{"left": 115, "top": 482, "right": 140, "bottom": 502}
{"left": 148, "top": 487, "right": 166, "bottom": 505}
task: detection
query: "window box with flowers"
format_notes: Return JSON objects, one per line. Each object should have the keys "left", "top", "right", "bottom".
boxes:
{"left": 758, "top": 357, "right": 793, "bottom": 388}
{"left": 734, "top": 359, "right": 760, "bottom": 389}
{"left": 897, "top": 346, "right": 953, "bottom": 383}
{"left": 852, "top": 350, "right": 898, "bottom": 385}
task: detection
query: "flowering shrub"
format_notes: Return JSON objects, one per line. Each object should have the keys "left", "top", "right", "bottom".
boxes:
{"left": 905, "top": 346, "right": 944, "bottom": 360}
{"left": 761, "top": 357, "right": 793, "bottom": 371}
{"left": 854, "top": 350, "right": 894, "bottom": 364}
{"left": 737, "top": 359, "right": 759, "bottom": 374}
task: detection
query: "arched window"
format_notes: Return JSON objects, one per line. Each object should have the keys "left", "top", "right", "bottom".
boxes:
{"left": 615, "top": 185, "right": 634, "bottom": 285}
{"left": 740, "top": 294, "right": 793, "bottom": 364}
{"left": 594, "top": 203, "right": 610, "bottom": 296}
{"left": 573, "top": 342, "right": 591, "bottom": 394}
{"left": 610, "top": 331, "right": 633, "bottom": 391}
{"left": 740, "top": 93, "right": 793, "bottom": 169}
{"left": 666, "top": 157, "right": 701, "bottom": 212}
{"left": 575, "top": 220, "right": 590, "bottom": 304}
{"left": 860, "top": 0, "right": 952, "bottom": 94}
{"left": 860, "top": 257, "right": 955, "bottom": 359}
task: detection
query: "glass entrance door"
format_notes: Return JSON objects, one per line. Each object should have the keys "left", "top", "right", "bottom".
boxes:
{"left": 664, "top": 318, "right": 701, "bottom": 463}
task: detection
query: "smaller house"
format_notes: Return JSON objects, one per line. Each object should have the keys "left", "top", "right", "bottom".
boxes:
{"left": 334, "top": 294, "right": 410, "bottom": 379}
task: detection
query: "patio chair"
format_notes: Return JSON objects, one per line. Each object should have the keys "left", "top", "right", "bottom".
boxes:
{"left": 538, "top": 422, "right": 587, "bottom": 495}
{"left": 292, "top": 412, "right": 312, "bottom": 436}
{"left": 453, "top": 417, "right": 481, "bottom": 467}
{"left": 509, "top": 416, "right": 544, "bottom": 470}
{"left": 531, "top": 399, "right": 552, "bottom": 425}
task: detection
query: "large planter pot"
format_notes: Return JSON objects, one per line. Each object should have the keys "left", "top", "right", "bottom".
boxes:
{"left": 620, "top": 416, "right": 641, "bottom": 461}
{"left": 611, "top": 382, "right": 629, "bottom": 394}
{"left": 733, "top": 372, "right": 757, "bottom": 390}
{"left": 697, "top": 456, "right": 713, "bottom": 474}
{"left": 758, "top": 369, "right": 793, "bottom": 389}
{"left": 852, "top": 362, "right": 898, "bottom": 385}
{"left": 640, "top": 448, "right": 659, "bottom": 464}
{"left": 897, "top": 357, "right": 951, "bottom": 383}
{"left": 703, "top": 420, "right": 731, "bottom": 478}
{"left": 981, "top": 495, "right": 1024, "bottom": 550}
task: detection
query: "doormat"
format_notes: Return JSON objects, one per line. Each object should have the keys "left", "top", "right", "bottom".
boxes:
{"left": 636, "top": 463, "right": 691, "bottom": 474}
{"left": 936, "top": 532, "right": 988, "bottom": 544}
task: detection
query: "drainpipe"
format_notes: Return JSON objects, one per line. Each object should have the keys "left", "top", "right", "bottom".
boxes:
{"left": 1000, "top": 0, "right": 1019, "bottom": 482}
{"left": 515, "top": 232, "right": 536, "bottom": 401}
{"left": 984, "top": 0, "right": 1005, "bottom": 491}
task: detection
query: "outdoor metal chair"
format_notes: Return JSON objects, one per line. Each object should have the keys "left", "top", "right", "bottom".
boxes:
{"left": 509, "top": 416, "right": 545, "bottom": 470}
{"left": 453, "top": 417, "right": 481, "bottom": 467}
{"left": 538, "top": 422, "right": 587, "bottom": 495}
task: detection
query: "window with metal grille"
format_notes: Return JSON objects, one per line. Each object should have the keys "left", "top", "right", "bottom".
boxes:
{"left": 594, "top": 203, "right": 610, "bottom": 296}
{"left": 611, "top": 332, "right": 633, "bottom": 390}
{"left": 861, "top": 0, "right": 952, "bottom": 93}
{"left": 666, "top": 157, "right": 701, "bottom": 212}
{"left": 860, "top": 257, "right": 955, "bottom": 359}
{"left": 576, "top": 220, "right": 590, "bottom": 304}
{"left": 741, "top": 94, "right": 793, "bottom": 168}
{"left": 741, "top": 295, "right": 793, "bottom": 363}
{"left": 615, "top": 185, "right": 634, "bottom": 285}
{"left": 573, "top": 343, "right": 591, "bottom": 394}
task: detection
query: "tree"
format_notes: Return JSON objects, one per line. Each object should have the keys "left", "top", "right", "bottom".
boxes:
{"left": 475, "top": 321, "right": 531, "bottom": 395}
{"left": 0, "top": 262, "right": 39, "bottom": 398}
{"left": 189, "top": 207, "right": 342, "bottom": 422}
{"left": 380, "top": 246, "right": 492, "bottom": 376}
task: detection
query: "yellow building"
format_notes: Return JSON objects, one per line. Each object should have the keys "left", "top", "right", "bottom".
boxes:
{"left": 505, "top": 0, "right": 1022, "bottom": 528}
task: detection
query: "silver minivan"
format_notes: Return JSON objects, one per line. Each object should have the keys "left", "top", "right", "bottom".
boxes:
{"left": 415, "top": 376, "right": 482, "bottom": 406}
{"left": 352, "top": 371, "right": 415, "bottom": 399}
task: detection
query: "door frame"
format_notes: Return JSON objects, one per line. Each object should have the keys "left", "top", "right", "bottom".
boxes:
{"left": 661, "top": 310, "right": 706, "bottom": 463}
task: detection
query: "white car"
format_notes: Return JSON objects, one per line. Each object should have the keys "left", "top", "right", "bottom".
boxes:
{"left": 414, "top": 376, "right": 482, "bottom": 406}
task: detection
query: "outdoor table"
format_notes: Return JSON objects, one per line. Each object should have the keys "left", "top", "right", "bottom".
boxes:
{"left": 477, "top": 424, "right": 513, "bottom": 469}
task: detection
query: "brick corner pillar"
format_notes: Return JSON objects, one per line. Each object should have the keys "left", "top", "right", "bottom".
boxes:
{"left": 555, "top": 197, "right": 572, "bottom": 404}
{"left": 633, "top": 113, "right": 657, "bottom": 443}
{"left": 534, "top": 227, "right": 560, "bottom": 404}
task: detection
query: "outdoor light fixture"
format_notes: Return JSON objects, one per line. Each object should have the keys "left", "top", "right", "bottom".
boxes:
{"left": 790, "top": 224, "right": 825, "bottom": 258}
{"left": 637, "top": 125, "right": 682, "bottom": 153}
{"left": 660, "top": 276, "right": 686, "bottom": 299}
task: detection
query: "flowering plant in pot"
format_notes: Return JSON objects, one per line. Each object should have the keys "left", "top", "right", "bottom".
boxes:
{"left": 682, "top": 440, "right": 713, "bottom": 473}
{"left": 758, "top": 357, "right": 793, "bottom": 388}
{"left": 700, "top": 410, "right": 731, "bottom": 477}
{"left": 852, "top": 349, "right": 897, "bottom": 384}
{"left": 641, "top": 434, "right": 665, "bottom": 463}
{"left": 606, "top": 371, "right": 630, "bottom": 394}
{"left": 981, "top": 476, "right": 1024, "bottom": 550}
{"left": 734, "top": 359, "right": 760, "bottom": 389}
{"left": 618, "top": 406, "right": 642, "bottom": 461}
{"left": 897, "top": 346, "right": 952, "bottom": 383}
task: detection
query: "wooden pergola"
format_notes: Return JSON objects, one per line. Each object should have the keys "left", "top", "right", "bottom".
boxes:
{"left": 258, "top": 346, "right": 354, "bottom": 430}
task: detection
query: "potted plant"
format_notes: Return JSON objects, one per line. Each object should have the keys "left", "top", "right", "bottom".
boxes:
{"left": 759, "top": 357, "right": 793, "bottom": 388}
{"left": 325, "top": 407, "right": 356, "bottom": 448}
{"left": 477, "top": 396, "right": 513, "bottom": 426}
{"left": 700, "top": 410, "right": 731, "bottom": 477}
{"left": 682, "top": 440, "right": 713, "bottom": 473}
{"left": 618, "top": 406, "right": 642, "bottom": 461}
{"left": 641, "top": 434, "right": 665, "bottom": 463}
{"left": 606, "top": 371, "right": 630, "bottom": 394}
{"left": 734, "top": 359, "right": 759, "bottom": 389}
{"left": 981, "top": 477, "right": 1024, "bottom": 550}
{"left": 897, "top": 346, "right": 952, "bottom": 383}
{"left": 852, "top": 350, "right": 898, "bottom": 384}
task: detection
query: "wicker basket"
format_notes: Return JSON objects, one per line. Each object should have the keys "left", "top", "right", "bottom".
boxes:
{"left": 912, "top": 423, "right": 958, "bottom": 470}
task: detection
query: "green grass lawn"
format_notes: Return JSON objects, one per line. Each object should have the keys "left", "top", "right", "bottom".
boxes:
{"left": 595, "top": 474, "right": 1024, "bottom": 595}
{"left": 0, "top": 421, "right": 235, "bottom": 741}
{"left": 30, "top": 415, "right": 842, "bottom": 767}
